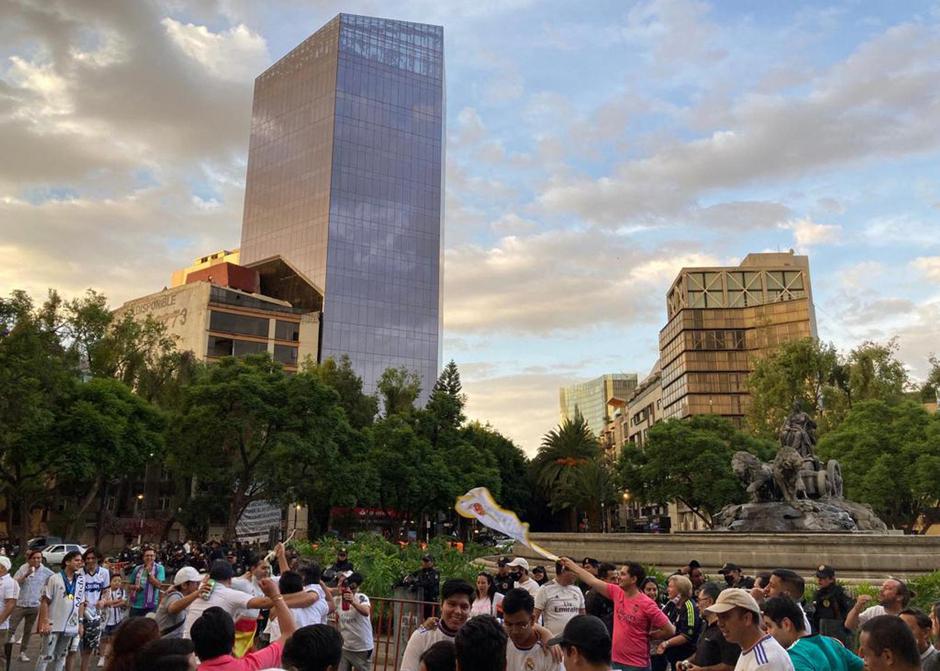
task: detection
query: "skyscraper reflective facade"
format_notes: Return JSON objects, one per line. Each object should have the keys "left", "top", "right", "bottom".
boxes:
{"left": 240, "top": 14, "right": 444, "bottom": 398}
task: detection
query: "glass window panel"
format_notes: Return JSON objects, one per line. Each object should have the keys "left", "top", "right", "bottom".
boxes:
{"left": 209, "top": 310, "right": 269, "bottom": 337}
{"left": 207, "top": 336, "right": 234, "bottom": 357}
{"left": 233, "top": 340, "right": 269, "bottom": 357}
{"left": 275, "top": 320, "right": 301, "bottom": 341}
{"left": 274, "top": 344, "right": 299, "bottom": 365}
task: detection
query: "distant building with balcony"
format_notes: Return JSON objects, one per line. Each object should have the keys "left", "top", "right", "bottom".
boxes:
{"left": 560, "top": 373, "right": 639, "bottom": 438}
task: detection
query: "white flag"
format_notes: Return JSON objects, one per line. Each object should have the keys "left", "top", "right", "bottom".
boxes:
{"left": 455, "top": 487, "right": 558, "bottom": 561}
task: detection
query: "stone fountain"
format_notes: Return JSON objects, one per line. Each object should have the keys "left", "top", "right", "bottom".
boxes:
{"left": 714, "top": 403, "right": 887, "bottom": 532}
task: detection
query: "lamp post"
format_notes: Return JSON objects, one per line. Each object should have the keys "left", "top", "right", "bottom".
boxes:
{"left": 136, "top": 494, "right": 145, "bottom": 546}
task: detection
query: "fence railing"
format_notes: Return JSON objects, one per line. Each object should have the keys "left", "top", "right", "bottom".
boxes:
{"left": 328, "top": 596, "right": 440, "bottom": 671}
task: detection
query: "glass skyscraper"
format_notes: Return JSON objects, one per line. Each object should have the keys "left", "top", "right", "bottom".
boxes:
{"left": 240, "top": 14, "right": 444, "bottom": 398}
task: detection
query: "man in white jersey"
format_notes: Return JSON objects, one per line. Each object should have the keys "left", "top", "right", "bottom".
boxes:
{"left": 37, "top": 551, "right": 86, "bottom": 671}
{"left": 0, "top": 556, "right": 21, "bottom": 646}
{"left": 503, "top": 588, "right": 561, "bottom": 671}
{"left": 508, "top": 559, "right": 540, "bottom": 598}
{"left": 706, "top": 589, "right": 793, "bottom": 671}
{"left": 401, "top": 579, "right": 475, "bottom": 671}
{"left": 534, "top": 562, "right": 586, "bottom": 636}
{"left": 77, "top": 549, "right": 110, "bottom": 671}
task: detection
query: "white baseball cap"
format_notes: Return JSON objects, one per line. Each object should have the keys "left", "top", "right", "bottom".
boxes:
{"left": 173, "top": 566, "right": 203, "bottom": 585}
{"left": 506, "top": 558, "right": 529, "bottom": 571}
{"left": 0, "top": 556, "right": 11, "bottom": 572}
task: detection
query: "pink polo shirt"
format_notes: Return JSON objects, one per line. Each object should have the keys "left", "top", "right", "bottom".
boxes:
{"left": 197, "top": 641, "right": 282, "bottom": 671}
{"left": 607, "top": 584, "right": 669, "bottom": 668}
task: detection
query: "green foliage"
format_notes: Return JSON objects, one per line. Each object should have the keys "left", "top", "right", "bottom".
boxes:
{"left": 818, "top": 400, "right": 940, "bottom": 529}
{"left": 305, "top": 355, "right": 379, "bottom": 430}
{"left": 909, "top": 570, "right": 940, "bottom": 611}
{"left": 377, "top": 367, "right": 422, "bottom": 417}
{"left": 746, "top": 338, "right": 841, "bottom": 438}
{"left": 169, "top": 354, "right": 355, "bottom": 537}
{"left": 920, "top": 355, "right": 940, "bottom": 403}
{"left": 619, "top": 415, "right": 775, "bottom": 527}
{"left": 462, "top": 422, "right": 532, "bottom": 515}
{"left": 530, "top": 414, "right": 602, "bottom": 529}
{"left": 292, "top": 533, "right": 488, "bottom": 599}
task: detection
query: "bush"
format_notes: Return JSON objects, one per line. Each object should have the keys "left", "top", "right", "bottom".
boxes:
{"left": 291, "top": 532, "right": 490, "bottom": 599}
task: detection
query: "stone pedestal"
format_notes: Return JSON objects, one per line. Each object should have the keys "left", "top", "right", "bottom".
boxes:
{"left": 715, "top": 499, "right": 888, "bottom": 533}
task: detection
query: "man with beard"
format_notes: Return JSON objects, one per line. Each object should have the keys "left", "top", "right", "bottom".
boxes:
{"left": 844, "top": 578, "right": 910, "bottom": 631}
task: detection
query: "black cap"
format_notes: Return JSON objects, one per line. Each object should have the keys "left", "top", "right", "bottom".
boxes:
{"left": 547, "top": 615, "right": 611, "bottom": 661}
{"left": 688, "top": 560, "right": 701, "bottom": 569}
{"left": 338, "top": 549, "right": 348, "bottom": 555}
{"left": 815, "top": 564, "right": 835, "bottom": 579}
{"left": 422, "top": 554, "right": 433, "bottom": 562}
{"left": 718, "top": 562, "right": 741, "bottom": 575}
{"left": 533, "top": 565, "right": 546, "bottom": 574}
{"left": 582, "top": 557, "right": 599, "bottom": 568}
{"left": 497, "top": 557, "right": 509, "bottom": 567}
{"left": 209, "top": 559, "right": 234, "bottom": 581}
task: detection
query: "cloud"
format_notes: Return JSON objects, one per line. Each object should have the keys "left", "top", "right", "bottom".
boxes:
{"left": 912, "top": 256, "right": 940, "bottom": 282}
{"left": 161, "top": 18, "right": 269, "bottom": 82}
{"left": 443, "top": 228, "right": 721, "bottom": 334}
{"left": 539, "top": 19, "right": 940, "bottom": 228}
{"left": 783, "top": 217, "right": 842, "bottom": 247}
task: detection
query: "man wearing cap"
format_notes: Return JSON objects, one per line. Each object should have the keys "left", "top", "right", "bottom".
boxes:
{"left": 560, "top": 557, "right": 674, "bottom": 671}
{"left": 704, "top": 589, "right": 793, "bottom": 671}
{"left": 508, "top": 559, "right": 541, "bottom": 599}
{"left": 495, "top": 558, "right": 516, "bottom": 595}
{"left": 579, "top": 559, "right": 600, "bottom": 595}
{"left": 0, "top": 555, "right": 20, "bottom": 646}
{"left": 810, "top": 566, "right": 852, "bottom": 642}
{"left": 155, "top": 566, "right": 210, "bottom": 638}
{"left": 682, "top": 582, "right": 739, "bottom": 671}
{"left": 406, "top": 555, "right": 441, "bottom": 619}
{"left": 329, "top": 549, "right": 354, "bottom": 575}
{"left": 718, "top": 564, "right": 754, "bottom": 590}
{"left": 547, "top": 615, "right": 612, "bottom": 671}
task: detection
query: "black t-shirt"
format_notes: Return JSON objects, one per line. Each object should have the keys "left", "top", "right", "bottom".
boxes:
{"left": 494, "top": 573, "right": 515, "bottom": 595}
{"left": 694, "top": 621, "right": 740, "bottom": 667}
{"left": 584, "top": 589, "right": 614, "bottom": 635}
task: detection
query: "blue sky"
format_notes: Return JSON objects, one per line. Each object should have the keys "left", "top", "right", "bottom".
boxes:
{"left": 1, "top": 0, "right": 939, "bottom": 452}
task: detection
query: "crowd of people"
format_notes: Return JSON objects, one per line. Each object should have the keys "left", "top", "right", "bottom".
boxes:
{"left": 0, "top": 542, "right": 937, "bottom": 671}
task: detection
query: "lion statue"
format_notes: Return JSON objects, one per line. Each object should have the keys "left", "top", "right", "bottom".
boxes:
{"left": 732, "top": 451, "right": 778, "bottom": 503}
{"left": 773, "top": 447, "right": 806, "bottom": 504}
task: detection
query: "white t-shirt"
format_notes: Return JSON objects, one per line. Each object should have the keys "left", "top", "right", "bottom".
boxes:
{"left": 44, "top": 571, "right": 86, "bottom": 634}
{"left": 515, "top": 579, "right": 541, "bottom": 599}
{"left": 182, "top": 582, "right": 253, "bottom": 639}
{"left": 534, "top": 582, "right": 585, "bottom": 636}
{"left": 506, "top": 640, "right": 561, "bottom": 671}
{"left": 857, "top": 604, "right": 888, "bottom": 627}
{"left": 471, "top": 593, "right": 504, "bottom": 618}
{"left": 81, "top": 567, "right": 110, "bottom": 619}
{"left": 735, "top": 634, "right": 795, "bottom": 671}
{"left": 400, "top": 623, "right": 457, "bottom": 671}
{"left": 231, "top": 576, "right": 262, "bottom": 620}
{"left": 306, "top": 583, "right": 331, "bottom": 625}
{"left": 0, "top": 574, "right": 21, "bottom": 630}
{"left": 336, "top": 592, "right": 374, "bottom": 652}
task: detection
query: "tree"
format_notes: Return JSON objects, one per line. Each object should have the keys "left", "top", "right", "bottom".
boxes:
{"left": 0, "top": 291, "right": 78, "bottom": 545}
{"left": 618, "top": 415, "right": 775, "bottom": 528}
{"left": 919, "top": 355, "right": 940, "bottom": 403}
{"left": 422, "top": 360, "right": 466, "bottom": 446}
{"left": 463, "top": 422, "right": 532, "bottom": 515}
{"left": 169, "top": 354, "right": 354, "bottom": 538}
{"left": 746, "top": 338, "right": 840, "bottom": 438}
{"left": 377, "top": 367, "right": 422, "bottom": 416}
{"left": 305, "top": 355, "right": 378, "bottom": 430}
{"left": 845, "top": 339, "right": 909, "bottom": 404}
{"left": 551, "top": 458, "right": 617, "bottom": 531}
{"left": 56, "top": 378, "right": 165, "bottom": 541}
{"left": 817, "top": 400, "right": 940, "bottom": 530}
{"left": 530, "top": 414, "right": 599, "bottom": 530}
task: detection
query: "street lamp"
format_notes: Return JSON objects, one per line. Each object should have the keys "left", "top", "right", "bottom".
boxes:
{"left": 136, "top": 494, "right": 145, "bottom": 546}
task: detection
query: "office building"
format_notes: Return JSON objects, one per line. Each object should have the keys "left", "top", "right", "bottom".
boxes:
{"left": 560, "top": 373, "right": 639, "bottom": 438}
{"left": 658, "top": 251, "right": 816, "bottom": 424}
{"left": 239, "top": 14, "right": 445, "bottom": 400}
{"left": 115, "top": 254, "right": 322, "bottom": 372}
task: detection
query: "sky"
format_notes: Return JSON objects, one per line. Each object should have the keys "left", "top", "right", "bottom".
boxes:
{"left": 2, "top": 0, "right": 940, "bottom": 454}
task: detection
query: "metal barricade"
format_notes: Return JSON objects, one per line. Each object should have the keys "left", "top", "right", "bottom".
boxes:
{"left": 330, "top": 595, "right": 440, "bottom": 671}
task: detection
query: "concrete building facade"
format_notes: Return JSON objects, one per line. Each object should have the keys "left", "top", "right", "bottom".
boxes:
{"left": 659, "top": 252, "right": 816, "bottom": 424}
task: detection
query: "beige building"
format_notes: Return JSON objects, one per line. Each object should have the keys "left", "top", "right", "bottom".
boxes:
{"left": 659, "top": 251, "right": 816, "bottom": 424}
{"left": 117, "top": 255, "right": 322, "bottom": 373}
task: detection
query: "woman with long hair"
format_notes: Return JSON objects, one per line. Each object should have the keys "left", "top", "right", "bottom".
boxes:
{"left": 104, "top": 617, "right": 159, "bottom": 671}
{"left": 469, "top": 572, "right": 503, "bottom": 618}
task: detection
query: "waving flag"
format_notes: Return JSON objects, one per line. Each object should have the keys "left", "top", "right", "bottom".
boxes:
{"left": 456, "top": 486, "right": 558, "bottom": 560}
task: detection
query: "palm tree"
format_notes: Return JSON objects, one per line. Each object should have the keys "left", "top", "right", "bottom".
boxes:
{"left": 551, "top": 458, "right": 618, "bottom": 531}
{"left": 531, "top": 414, "right": 600, "bottom": 530}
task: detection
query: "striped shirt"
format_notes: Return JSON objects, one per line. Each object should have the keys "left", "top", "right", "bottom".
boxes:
{"left": 735, "top": 634, "right": 794, "bottom": 671}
